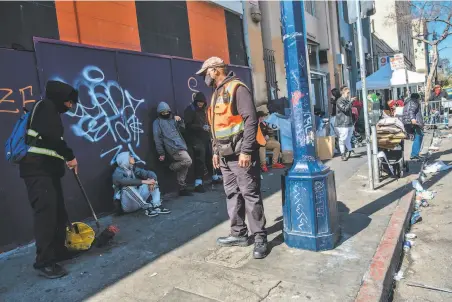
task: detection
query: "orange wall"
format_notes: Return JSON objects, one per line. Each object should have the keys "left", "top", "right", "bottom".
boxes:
{"left": 186, "top": 1, "right": 230, "bottom": 63}
{"left": 55, "top": 1, "right": 141, "bottom": 51}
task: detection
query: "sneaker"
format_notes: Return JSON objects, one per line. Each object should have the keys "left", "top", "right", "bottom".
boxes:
{"left": 253, "top": 241, "right": 268, "bottom": 259}
{"left": 212, "top": 178, "right": 223, "bottom": 184}
{"left": 179, "top": 188, "right": 193, "bottom": 196}
{"left": 35, "top": 264, "right": 68, "bottom": 279}
{"left": 154, "top": 206, "right": 171, "bottom": 214}
{"left": 261, "top": 164, "right": 269, "bottom": 173}
{"left": 194, "top": 184, "right": 205, "bottom": 193}
{"left": 341, "top": 153, "right": 348, "bottom": 161}
{"left": 272, "top": 163, "right": 285, "bottom": 169}
{"left": 145, "top": 208, "right": 159, "bottom": 217}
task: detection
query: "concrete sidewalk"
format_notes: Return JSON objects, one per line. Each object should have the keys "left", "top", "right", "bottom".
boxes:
{"left": 0, "top": 147, "right": 416, "bottom": 302}
{"left": 394, "top": 136, "right": 452, "bottom": 302}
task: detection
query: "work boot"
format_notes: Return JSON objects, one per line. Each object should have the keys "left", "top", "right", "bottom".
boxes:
{"left": 253, "top": 241, "right": 268, "bottom": 259}
{"left": 216, "top": 235, "right": 249, "bottom": 247}
{"left": 35, "top": 263, "right": 68, "bottom": 279}
{"left": 194, "top": 184, "right": 205, "bottom": 193}
{"left": 261, "top": 164, "right": 269, "bottom": 173}
{"left": 179, "top": 188, "right": 193, "bottom": 196}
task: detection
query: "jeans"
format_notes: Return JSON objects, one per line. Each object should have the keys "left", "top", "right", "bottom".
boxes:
{"left": 336, "top": 127, "right": 354, "bottom": 154}
{"left": 411, "top": 126, "right": 424, "bottom": 158}
{"left": 259, "top": 139, "right": 281, "bottom": 165}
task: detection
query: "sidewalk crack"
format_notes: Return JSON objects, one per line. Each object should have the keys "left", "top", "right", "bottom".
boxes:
{"left": 259, "top": 280, "right": 282, "bottom": 301}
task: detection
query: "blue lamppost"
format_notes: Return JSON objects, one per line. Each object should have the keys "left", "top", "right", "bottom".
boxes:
{"left": 280, "top": 1, "right": 340, "bottom": 251}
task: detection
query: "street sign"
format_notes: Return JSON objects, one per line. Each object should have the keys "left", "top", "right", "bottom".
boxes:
{"left": 390, "top": 53, "right": 405, "bottom": 70}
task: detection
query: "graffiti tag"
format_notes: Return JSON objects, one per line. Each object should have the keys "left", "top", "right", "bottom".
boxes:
{"left": 52, "top": 66, "right": 145, "bottom": 165}
{"left": 0, "top": 86, "right": 36, "bottom": 114}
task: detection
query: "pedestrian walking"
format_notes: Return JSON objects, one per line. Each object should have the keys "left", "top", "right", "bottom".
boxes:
{"left": 19, "top": 80, "right": 79, "bottom": 279}
{"left": 330, "top": 88, "right": 341, "bottom": 153}
{"left": 196, "top": 56, "right": 268, "bottom": 259}
{"left": 402, "top": 93, "right": 424, "bottom": 161}
{"left": 153, "top": 102, "right": 193, "bottom": 196}
{"left": 335, "top": 86, "right": 354, "bottom": 161}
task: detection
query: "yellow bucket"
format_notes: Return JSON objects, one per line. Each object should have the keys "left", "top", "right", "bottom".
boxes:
{"left": 65, "top": 222, "right": 95, "bottom": 251}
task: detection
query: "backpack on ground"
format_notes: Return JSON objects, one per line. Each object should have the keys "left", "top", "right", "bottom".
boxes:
{"left": 4, "top": 101, "right": 42, "bottom": 164}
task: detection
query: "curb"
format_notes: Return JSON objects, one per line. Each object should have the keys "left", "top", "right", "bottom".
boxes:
{"left": 355, "top": 188, "right": 415, "bottom": 302}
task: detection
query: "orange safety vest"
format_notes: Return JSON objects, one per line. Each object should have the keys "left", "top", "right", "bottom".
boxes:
{"left": 207, "top": 80, "right": 266, "bottom": 147}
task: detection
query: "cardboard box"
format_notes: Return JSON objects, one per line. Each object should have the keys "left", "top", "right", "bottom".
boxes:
{"left": 281, "top": 150, "right": 294, "bottom": 164}
{"left": 316, "top": 136, "right": 335, "bottom": 160}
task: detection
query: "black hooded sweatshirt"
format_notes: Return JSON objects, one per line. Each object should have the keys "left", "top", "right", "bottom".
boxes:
{"left": 184, "top": 92, "right": 209, "bottom": 144}
{"left": 20, "top": 81, "right": 78, "bottom": 178}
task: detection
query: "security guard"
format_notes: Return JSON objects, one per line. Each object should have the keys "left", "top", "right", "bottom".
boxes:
{"left": 196, "top": 57, "right": 268, "bottom": 259}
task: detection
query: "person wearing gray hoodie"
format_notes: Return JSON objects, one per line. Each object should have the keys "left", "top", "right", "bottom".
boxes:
{"left": 112, "top": 151, "right": 170, "bottom": 216}
{"left": 153, "top": 102, "right": 193, "bottom": 196}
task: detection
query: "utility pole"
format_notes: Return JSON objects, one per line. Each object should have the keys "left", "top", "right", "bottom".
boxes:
{"left": 280, "top": 0, "right": 340, "bottom": 251}
{"left": 354, "top": 0, "right": 375, "bottom": 189}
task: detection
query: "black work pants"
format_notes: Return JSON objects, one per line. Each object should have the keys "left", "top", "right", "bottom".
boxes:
{"left": 24, "top": 176, "right": 68, "bottom": 268}
{"left": 189, "top": 140, "right": 207, "bottom": 180}
{"left": 220, "top": 153, "right": 267, "bottom": 242}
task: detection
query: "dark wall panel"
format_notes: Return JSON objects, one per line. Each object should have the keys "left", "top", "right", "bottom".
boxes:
{"left": 135, "top": 1, "right": 192, "bottom": 58}
{"left": 115, "top": 53, "right": 176, "bottom": 193}
{"left": 225, "top": 11, "right": 247, "bottom": 66}
{"left": 0, "top": 1, "right": 59, "bottom": 50}
{"left": 1, "top": 39, "right": 253, "bottom": 252}
{"left": 34, "top": 41, "right": 119, "bottom": 221}
{"left": 0, "top": 49, "right": 41, "bottom": 251}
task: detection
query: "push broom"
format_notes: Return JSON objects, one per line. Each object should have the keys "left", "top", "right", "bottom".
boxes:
{"left": 71, "top": 170, "right": 119, "bottom": 248}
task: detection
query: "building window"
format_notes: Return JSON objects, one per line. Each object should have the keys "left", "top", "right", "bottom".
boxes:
{"left": 305, "top": 1, "right": 316, "bottom": 16}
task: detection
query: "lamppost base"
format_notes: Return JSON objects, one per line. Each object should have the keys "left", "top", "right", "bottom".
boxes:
{"left": 282, "top": 166, "right": 340, "bottom": 251}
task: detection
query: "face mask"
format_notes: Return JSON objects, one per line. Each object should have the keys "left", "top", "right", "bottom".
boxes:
{"left": 160, "top": 113, "right": 171, "bottom": 119}
{"left": 204, "top": 74, "right": 215, "bottom": 87}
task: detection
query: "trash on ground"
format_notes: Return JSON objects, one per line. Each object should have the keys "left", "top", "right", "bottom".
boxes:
{"left": 405, "top": 233, "right": 417, "bottom": 240}
{"left": 411, "top": 211, "right": 422, "bottom": 225}
{"left": 423, "top": 160, "right": 452, "bottom": 174}
{"left": 417, "top": 190, "right": 436, "bottom": 200}
{"left": 150, "top": 272, "right": 158, "bottom": 277}
{"left": 403, "top": 240, "right": 412, "bottom": 252}
{"left": 394, "top": 270, "right": 404, "bottom": 281}
{"left": 406, "top": 282, "right": 452, "bottom": 294}
{"left": 421, "top": 200, "right": 430, "bottom": 207}
{"left": 412, "top": 180, "right": 424, "bottom": 192}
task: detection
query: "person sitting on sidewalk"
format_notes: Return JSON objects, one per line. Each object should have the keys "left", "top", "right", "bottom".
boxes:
{"left": 402, "top": 93, "right": 424, "bottom": 161}
{"left": 112, "top": 152, "right": 170, "bottom": 217}
{"left": 257, "top": 111, "right": 285, "bottom": 172}
{"left": 153, "top": 102, "right": 193, "bottom": 196}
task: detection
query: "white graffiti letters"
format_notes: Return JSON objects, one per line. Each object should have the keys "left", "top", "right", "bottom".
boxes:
{"left": 56, "top": 66, "right": 145, "bottom": 165}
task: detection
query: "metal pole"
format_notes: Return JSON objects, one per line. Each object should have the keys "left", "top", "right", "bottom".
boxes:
{"left": 355, "top": 0, "right": 374, "bottom": 190}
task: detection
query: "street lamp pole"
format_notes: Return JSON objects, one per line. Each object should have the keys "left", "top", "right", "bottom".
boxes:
{"left": 280, "top": 1, "right": 340, "bottom": 251}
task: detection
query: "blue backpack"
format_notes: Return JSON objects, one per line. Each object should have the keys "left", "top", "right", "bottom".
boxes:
{"left": 5, "top": 101, "right": 41, "bottom": 164}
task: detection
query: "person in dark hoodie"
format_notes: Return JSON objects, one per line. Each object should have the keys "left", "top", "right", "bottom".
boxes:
{"left": 153, "top": 102, "right": 193, "bottom": 196}
{"left": 183, "top": 92, "right": 210, "bottom": 193}
{"left": 19, "top": 80, "right": 79, "bottom": 279}
{"left": 196, "top": 56, "right": 268, "bottom": 259}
